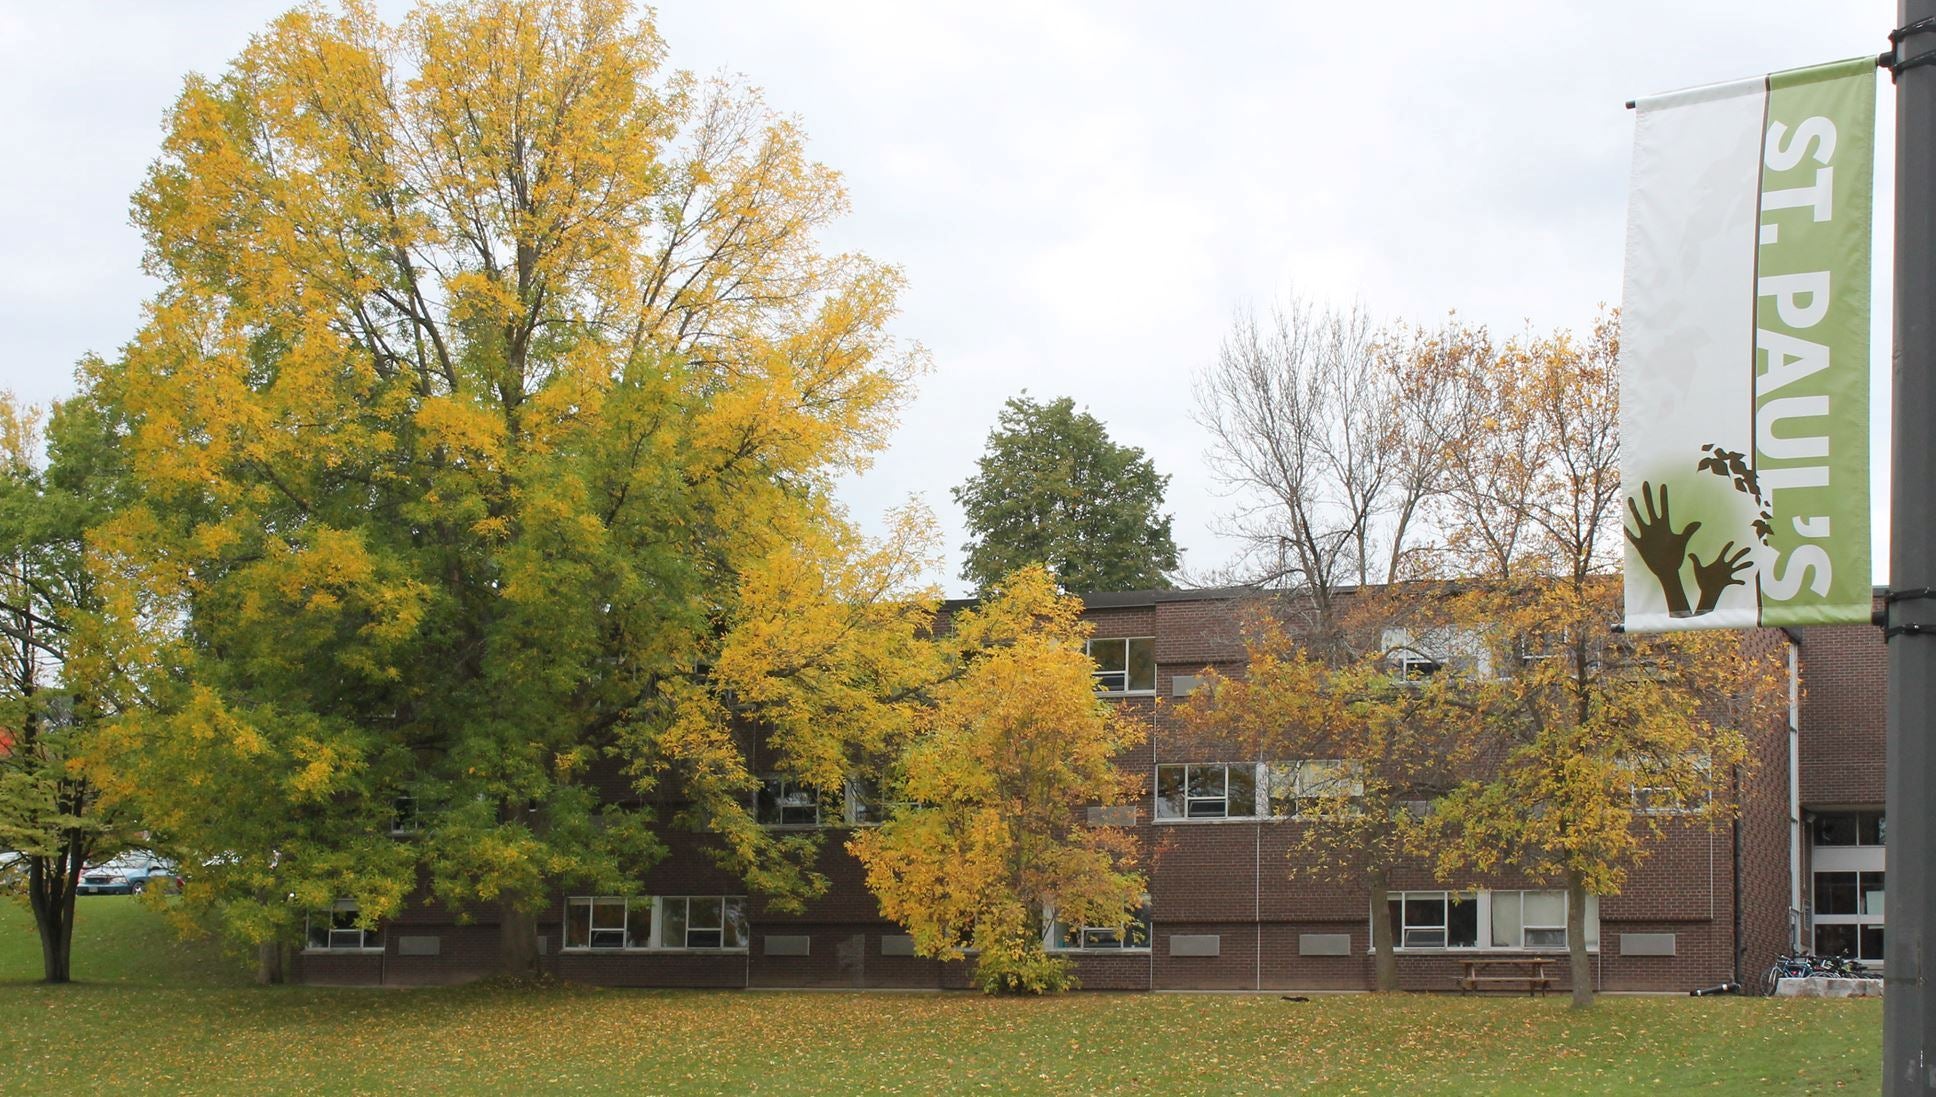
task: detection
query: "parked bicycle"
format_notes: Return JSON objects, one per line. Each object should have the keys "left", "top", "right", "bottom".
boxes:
{"left": 1761, "top": 951, "right": 1882, "bottom": 994}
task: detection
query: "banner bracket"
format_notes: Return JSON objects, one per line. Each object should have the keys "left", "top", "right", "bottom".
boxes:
{"left": 1878, "top": 590, "right": 1936, "bottom": 637}
{"left": 1887, "top": 16, "right": 1936, "bottom": 80}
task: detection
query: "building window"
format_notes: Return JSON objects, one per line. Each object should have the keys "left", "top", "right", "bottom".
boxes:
{"left": 1387, "top": 892, "right": 1478, "bottom": 948}
{"left": 306, "top": 900, "right": 380, "bottom": 951}
{"left": 1812, "top": 811, "right": 1885, "bottom": 847}
{"left": 562, "top": 896, "right": 748, "bottom": 951}
{"left": 1087, "top": 637, "right": 1155, "bottom": 694}
{"left": 757, "top": 776, "right": 891, "bottom": 827}
{"left": 1627, "top": 753, "right": 1712, "bottom": 815}
{"left": 1381, "top": 627, "right": 1490, "bottom": 680}
{"left": 1810, "top": 809, "right": 1884, "bottom": 963}
{"left": 1266, "top": 759, "right": 1362, "bottom": 818}
{"left": 661, "top": 896, "right": 749, "bottom": 950}
{"left": 1378, "top": 889, "right": 1598, "bottom": 951}
{"left": 843, "top": 777, "right": 886, "bottom": 826}
{"left": 1490, "top": 890, "right": 1596, "bottom": 949}
{"left": 1813, "top": 871, "right": 1885, "bottom": 962}
{"left": 1050, "top": 902, "right": 1152, "bottom": 951}
{"left": 564, "top": 896, "right": 649, "bottom": 950}
{"left": 757, "top": 777, "right": 821, "bottom": 827}
{"left": 390, "top": 794, "right": 421, "bottom": 836}
{"left": 1155, "top": 763, "right": 1259, "bottom": 819}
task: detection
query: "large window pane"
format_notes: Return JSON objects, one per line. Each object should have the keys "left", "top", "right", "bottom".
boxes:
{"left": 1403, "top": 896, "right": 1446, "bottom": 928}
{"left": 662, "top": 898, "right": 688, "bottom": 947}
{"left": 1863, "top": 873, "right": 1886, "bottom": 917}
{"left": 564, "top": 898, "right": 591, "bottom": 949}
{"left": 1156, "top": 766, "right": 1186, "bottom": 819}
{"left": 723, "top": 899, "right": 749, "bottom": 949}
{"left": 1186, "top": 765, "right": 1224, "bottom": 800}
{"left": 686, "top": 897, "right": 724, "bottom": 947}
{"left": 1860, "top": 811, "right": 1885, "bottom": 846}
{"left": 1126, "top": 638, "right": 1156, "bottom": 691}
{"left": 1090, "top": 639, "right": 1127, "bottom": 673}
{"left": 590, "top": 898, "right": 627, "bottom": 948}
{"left": 1491, "top": 893, "right": 1522, "bottom": 949}
{"left": 1186, "top": 765, "right": 1227, "bottom": 818}
{"left": 1815, "top": 872, "right": 1859, "bottom": 916}
{"left": 1522, "top": 890, "right": 1566, "bottom": 928}
{"left": 1816, "top": 923, "right": 1858, "bottom": 958}
{"left": 627, "top": 899, "right": 652, "bottom": 949}
{"left": 1448, "top": 896, "right": 1479, "bottom": 948}
{"left": 1862, "top": 926, "right": 1885, "bottom": 961}
{"left": 1225, "top": 765, "right": 1257, "bottom": 817}
{"left": 1813, "top": 812, "right": 1858, "bottom": 846}
{"left": 690, "top": 897, "right": 723, "bottom": 928}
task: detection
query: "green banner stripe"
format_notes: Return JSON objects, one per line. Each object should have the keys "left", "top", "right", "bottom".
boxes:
{"left": 1753, "top": 58, "right": 1873, "bottom": 627}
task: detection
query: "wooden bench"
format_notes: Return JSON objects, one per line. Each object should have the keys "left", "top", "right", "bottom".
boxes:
{"left": 1458, "top": 956, "right": 1559, "bottom": 996}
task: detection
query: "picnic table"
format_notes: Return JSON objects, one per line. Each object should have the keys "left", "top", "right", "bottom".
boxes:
{"left": 1458, "top": 956, "right": 1557, "bottom": 995}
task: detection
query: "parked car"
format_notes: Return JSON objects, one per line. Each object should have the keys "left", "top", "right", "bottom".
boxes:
{"left": 76, "top": 851, "right": 180, "bottom": 895}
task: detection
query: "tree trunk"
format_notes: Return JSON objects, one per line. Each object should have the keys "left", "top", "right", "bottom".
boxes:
{"left": 1368, "top": 868, "right": 1399, "bottom": 992}
{"left": 1567, "top": 869, "right": 1593, "bottom": 1009}
{"left": 498, "top": 893, "right": 540, "bottom": 978}
{"left": 256, "top": 940, "right": 285, "bottom": 984}
{"left": 27, "top": 846, "right": 78, "bottom": 984}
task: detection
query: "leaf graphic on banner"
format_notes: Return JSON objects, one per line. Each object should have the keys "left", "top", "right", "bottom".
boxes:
{"left": 1696, "top": 443, "right": 1772, "bottom": 546}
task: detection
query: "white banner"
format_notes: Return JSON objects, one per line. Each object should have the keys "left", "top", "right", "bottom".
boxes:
{"left": 1621, "top": 59, "right": 1875, "bottom": 631}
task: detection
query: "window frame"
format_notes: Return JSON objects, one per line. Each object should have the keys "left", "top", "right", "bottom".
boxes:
{"left": 1266, "top": 759, "right": 1363, "bottom": 819}
{"left": 1086, "top": 637, "right": 1156, "bottom": 695}
{"left": 1386, "top": 891, "right": 1479, "bottom": 949}
{"left": 560, "top": 895, "right": 750, "bottom": 952}
{"left": 1154, "top": 762, "right": 1262, "bottom": 821}
{"left": 659, "top": 895, "right": 749, "bottom": 951}
{"left": 1381, "top": 627, "right": 1491, "bottom": 681}
{"left": 756, "top": 776, "right": 823, "bottom": 828}
{"left": 1047, "top": 902, "right": 1153, "bottom": 953}
{"left": 389, "top": 794, "right": 422, "bottom": 837}
{"left": 305, "top": 899, "right": 382, "bottom": 953}
{"left": 1376, "top": 889, "right": 1598, "bottom": 953}
{"left": 1627, "top": 752, "right": 1714, "bottom": 815}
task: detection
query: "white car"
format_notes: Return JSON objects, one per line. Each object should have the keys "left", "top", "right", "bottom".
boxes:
{"left": 76, "top": 851, "right": 180, "bottom": 896}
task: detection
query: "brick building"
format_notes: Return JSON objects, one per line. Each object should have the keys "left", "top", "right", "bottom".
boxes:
{"left": 295, "top": 586, "right": 1887, "bottom": 993}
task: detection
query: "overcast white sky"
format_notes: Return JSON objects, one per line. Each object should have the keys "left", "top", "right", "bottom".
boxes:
{"left": 0, "top": 2, "right": 1899, "bottom": 594}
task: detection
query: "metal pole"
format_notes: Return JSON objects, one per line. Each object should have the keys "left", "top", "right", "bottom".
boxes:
{"left": 1886, "top": 2, "right": 1936, "bottom": 1092}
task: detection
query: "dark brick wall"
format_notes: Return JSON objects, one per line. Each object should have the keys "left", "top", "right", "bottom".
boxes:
{"left": 1796, "top": 616, "right": 1887, "bottom": 806}
{"left": 293, "top": 587, "right": 1880, "bottom": 994}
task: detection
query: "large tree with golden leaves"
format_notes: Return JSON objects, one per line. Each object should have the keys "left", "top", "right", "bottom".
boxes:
{"left": 850, "top": 568, "right": 1146, "bottom": 994}
{"left": 94, "top": 0, "right": 937, "bottom": 976}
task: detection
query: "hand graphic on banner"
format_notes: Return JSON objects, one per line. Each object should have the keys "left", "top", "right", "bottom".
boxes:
{"left": 1625, "top": 481, "right": 1699, "bottom": 617}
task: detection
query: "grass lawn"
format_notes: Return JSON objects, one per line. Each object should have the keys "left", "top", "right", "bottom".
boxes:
{"left": 0, "top": 899, "right": 1881, "bottom": 1096}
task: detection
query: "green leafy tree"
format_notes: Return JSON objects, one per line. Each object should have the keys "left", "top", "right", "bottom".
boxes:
{"left": 954, "top": 396, "right": 1178, "bottom": 594}
{"left": 0, "top": 389, "right": 145, "bottom": 983}
{"left": 93, "top": 0, "right": 937, "bottom": 976}
{"left": 850, "top": 567, "right": 1146, "bottom": 993}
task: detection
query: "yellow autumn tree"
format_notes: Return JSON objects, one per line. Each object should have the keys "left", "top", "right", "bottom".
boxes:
{"left": 1176, "top": 609, "right": 1472, "bottom": 992}
{"left": 849, "top": 568, "right": 1146, "bottom": 994}
{"left": 93, "top": 0, "right": 937, "bottom": 975}
{"left": 1421, "top": 316, "right": 1786, "bottom": 1008}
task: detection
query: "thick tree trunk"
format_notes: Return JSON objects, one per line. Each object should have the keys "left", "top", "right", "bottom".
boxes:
{"left": 27, "top": 850, "right": 77, "bottom": 983}
{"left": 256, "top": 940, "right": 285, "bottom": 984}
{"left": 1368, "top": 868, "right": 1399, "bottom": 992}
{"left": 498, "top": 894, "right": 540, "bottom": 978}
{"left": 1567, "top": 869, "right": 1593, "bottom": 1009}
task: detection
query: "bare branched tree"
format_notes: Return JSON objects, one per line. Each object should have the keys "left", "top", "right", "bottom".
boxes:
{"left": 1194, "top": 300, "right": 1480, "bottom": 655}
